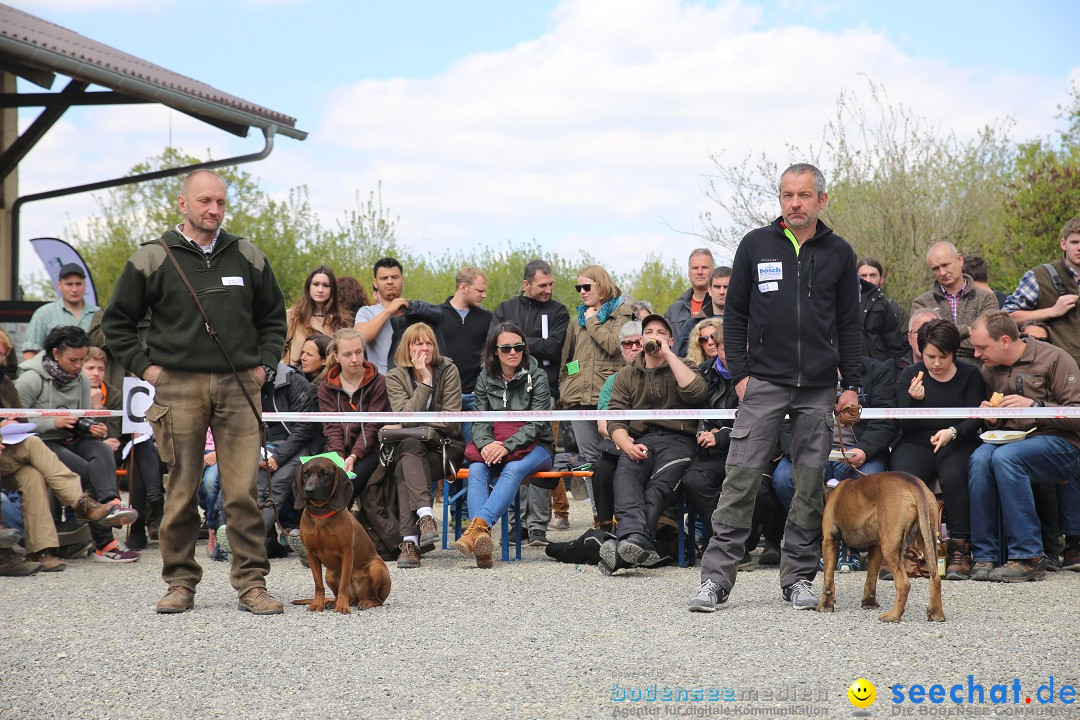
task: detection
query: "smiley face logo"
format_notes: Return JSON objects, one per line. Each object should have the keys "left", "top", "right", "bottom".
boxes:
{"left": 848, "top": 678, "right": 876, "bottom": 708}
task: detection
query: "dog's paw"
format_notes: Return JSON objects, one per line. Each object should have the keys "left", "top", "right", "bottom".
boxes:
{"left": 358, "top": 599, "right": 383, "bottom": 610}
{"left": 333, "top": 602, "right": 351, "bottom": 615}
{"left": 928, "top": 611, "right": 946, "bottom": 622}
{"left": 879, "top": 610, "right": 903, "bottom": 623}
{"left": 816, "top": 602, "right": 834, "bottom": 613}
{"left": 861, "top": 598, "right": 879, "bottom": 609}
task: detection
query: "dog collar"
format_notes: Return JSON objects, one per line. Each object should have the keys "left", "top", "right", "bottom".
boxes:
{"left": 308, "top": 508, "right": 339, "bottom": 519}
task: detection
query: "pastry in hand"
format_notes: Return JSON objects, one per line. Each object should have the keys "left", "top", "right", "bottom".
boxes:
{"left": 989, "top": 392, "right": 1005, "bottom": 407}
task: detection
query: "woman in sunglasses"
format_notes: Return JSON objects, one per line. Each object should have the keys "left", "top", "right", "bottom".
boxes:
{"left": 454, "top": 323, "right": 554, "bottom": 568}
{"left": 686, "top": 317, "right": 723, "bottom": 365}
{"left": 559, "top": 265, "right": 634, "bottom": 481}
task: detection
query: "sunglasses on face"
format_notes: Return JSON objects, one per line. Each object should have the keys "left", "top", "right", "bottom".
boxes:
{"left": 575, "top": 283, "right": 592, "bottom": 293}
{"left": 497, "top": 343, "right": 526, "bottom": 354}
{"left": 698, "top": 335, "right": 716, "bottom": 345}
{"left": 621, "top": 339, "right": 642, "bottom": 349}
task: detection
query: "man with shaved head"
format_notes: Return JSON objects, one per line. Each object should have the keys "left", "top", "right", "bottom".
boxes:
{"left": 910, "top": 241, "right": 998, "bottom": 365}
{"left": 104, "top": 169, "right": 288, "bottom": 615}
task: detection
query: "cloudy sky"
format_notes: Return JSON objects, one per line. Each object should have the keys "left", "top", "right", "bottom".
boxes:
{"left": 10, "top": 0, "right": 1080, "bottom": 286}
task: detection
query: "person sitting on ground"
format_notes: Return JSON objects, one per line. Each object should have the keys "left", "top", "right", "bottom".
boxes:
{"left": 454, "top": 323, "right": 554, "bottom": 567}
{"left": 283, "top": 265, "right": 352, "bottom": 365}
{"left": 892, "top": 319, "right": 985, "bottom": 580}
{"left": 15, "top": 325, "right": 139, "bottom": 563}
{"left": 383, "top": 322, "right": 465, "bottom": 568}
{"left": 599, "top": 313, "right": 707, "bottom": 576}
{"left": 296, "top": 332, "right": 331, "bottom": 386}
{"left": 83, "top": 346, "right": 165, "bottom": 550}
{"left": 968, "top": 311, "right": 1080, "bottom": 581}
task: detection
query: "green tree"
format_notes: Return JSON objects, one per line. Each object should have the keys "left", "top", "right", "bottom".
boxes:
{"left": 700, "top": 81, "right": 1015, "bottom": 311}
{"left": 999, "top": 84, "right": 1080, "bottom": 284}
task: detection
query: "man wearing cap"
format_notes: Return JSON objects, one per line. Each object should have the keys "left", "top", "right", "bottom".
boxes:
{"left": 598, "top": 312, "right": 707, "bottom": 575}
{"left": 22, "top": 263, "right": 98, "bottom": 360}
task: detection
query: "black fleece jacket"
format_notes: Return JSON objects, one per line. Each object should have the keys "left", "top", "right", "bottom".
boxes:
{"left": 724, "top": 217, "right": 862, "bottom": 388}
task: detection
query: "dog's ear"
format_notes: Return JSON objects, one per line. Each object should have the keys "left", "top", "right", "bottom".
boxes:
{"left": 293, "top": 463, "right": 308, "bottom": 510}
{"left": 329, "top": 464, "right": 354, "bottom": 512}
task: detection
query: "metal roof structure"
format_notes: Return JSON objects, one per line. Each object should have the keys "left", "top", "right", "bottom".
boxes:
{"left": 0, "top": 3, "right": 307, "bottom": 142}
{"left": 0, "top": 2, "right": 308, "bottom": 297}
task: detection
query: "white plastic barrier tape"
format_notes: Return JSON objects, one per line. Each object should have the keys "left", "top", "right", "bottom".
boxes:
{"left": 4, "top": 407, "right": 1080, "bottom": 421}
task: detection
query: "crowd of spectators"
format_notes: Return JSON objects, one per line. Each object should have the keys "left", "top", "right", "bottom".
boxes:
{"left": 3, "top": 185, "right": 1079, "bottom": 618}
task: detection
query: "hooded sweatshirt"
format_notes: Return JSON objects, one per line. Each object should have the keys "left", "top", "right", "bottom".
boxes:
{"left": 318, "top": 360, "right": 388, "bottom": 460}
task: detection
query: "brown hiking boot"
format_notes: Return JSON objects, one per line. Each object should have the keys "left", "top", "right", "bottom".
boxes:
{"left": 417, "top": 515, "right": 439, "bottom": 547}
{"left": 156, "top": 585, "right": 195, "bottom": 614}
{"left": 989, "top": 557, "right": 1046, "bottom": 583}
{"left": 454, "top": 517, "right": 491, "bottom": 558}
{"left": 945, "top": 539, "right": 972, "bottom": 581}
{"left": 473, "top": 526, "right": 494, "bottom": 569}
{"left": 237, "top": 587, "right": 284, "bottom": 615}
{"left": 397, "top": 541, "right": 421, "bottom": 568}
{"left": 0, "top": 547, "right": 42, "bottom": 576}
{"left": 72, "top": 492, "right": 113, "bottom": 524}
{"left": 26, "top": 550, "right": 65, "bottom": 572}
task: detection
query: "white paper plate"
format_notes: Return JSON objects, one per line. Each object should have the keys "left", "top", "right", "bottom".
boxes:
{"left": 828, "top": 449, "right": 857, "bottom": 461}
{"left": 979, "top": 430, "right": 1031, "bottom": 445}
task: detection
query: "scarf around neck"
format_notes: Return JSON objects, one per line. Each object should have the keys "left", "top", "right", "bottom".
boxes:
{"left": 577, "top": 295, "right": 623, "bottom": 328}
{"left": 42, "top": 355, "right": 82, "bottom": 387}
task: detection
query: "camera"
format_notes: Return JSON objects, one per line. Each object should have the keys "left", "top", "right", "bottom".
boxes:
{"left": 643, "top": 338, "right": 662, "bottom": 355}
{"left": 71, "top": 416, "right": 98, "bottom": 439}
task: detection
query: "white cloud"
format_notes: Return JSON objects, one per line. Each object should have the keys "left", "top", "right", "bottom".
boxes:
{"left": 13, "top": 0, "right": 1078, "bottom": 289}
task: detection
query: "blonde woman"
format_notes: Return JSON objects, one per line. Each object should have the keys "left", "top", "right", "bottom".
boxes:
{"left": 384, "top": 323, "right": 465, "bottom": 568}
{"left": 686, "top": 317, "right": 723, "bottom": 365}
{"left": 559, "top": 264, "right": 633, "bottom": 471}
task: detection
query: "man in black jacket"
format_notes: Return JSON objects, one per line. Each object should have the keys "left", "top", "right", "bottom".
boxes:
{"left": 859, "top": 278, "right": 905, "bottom": 363}
{"left": 440, "top": 266, "right": 493, "bottom": 445}
{"left": 689, "top": 163, "right": 862, "bottom": 613}
{"left": 490, "top": 260, "right": 570, "bottom": 398}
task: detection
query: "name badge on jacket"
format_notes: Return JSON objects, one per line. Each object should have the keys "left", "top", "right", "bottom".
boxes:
{"left": 757, "top": 261, "right": 782, "bottom": 282}
{"left": 222, "top": 276, "right": 244, "bottom": 287}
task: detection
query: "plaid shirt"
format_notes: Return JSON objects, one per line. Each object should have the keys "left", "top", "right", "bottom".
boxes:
{"left": 939, "top": 279, "right": 969, "bottom": 323}
{"left": 1002, "top": 264, "right": 1080, "bottom": 313}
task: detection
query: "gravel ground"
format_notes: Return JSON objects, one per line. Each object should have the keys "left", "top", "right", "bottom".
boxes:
{"left": 3, "top": 497, "right": 1078, "bottom": 720}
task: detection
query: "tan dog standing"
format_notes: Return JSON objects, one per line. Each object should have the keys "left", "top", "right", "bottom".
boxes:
{"left": 291, "top": 457, "right": 391, "bottom": 613}
{"left": 817, "top": 471, "right": 945, "bottom": 623}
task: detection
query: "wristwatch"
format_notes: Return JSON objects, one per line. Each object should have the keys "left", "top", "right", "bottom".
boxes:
{"left": 259, "top": 364, "right": 277, "bottom": 385}
{"left": 839, "top": 380, "right": 860, "bottom": 392}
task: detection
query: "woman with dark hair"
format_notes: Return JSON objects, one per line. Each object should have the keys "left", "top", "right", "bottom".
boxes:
{"left": 297, "top": 332, "right": 331, "bottom": 385}
{"left": 283, "top": 265, "right": 352, "bottom": 364}
{"left": 893, "top": 318, "right": 985, "bottom": 580}
{"left": 383, "top": 322, "right": 464, "bottom": 568}
{"left": 454, "top": 323, "right": 554, "bottom": 568}
{"left": 15, "top": 325, "right": 139, "bottom": 563}
{"left": 336, "top": 275, "right": 372, "bottom": 319}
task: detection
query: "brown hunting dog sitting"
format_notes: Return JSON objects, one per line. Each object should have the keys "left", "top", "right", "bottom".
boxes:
{"left": 291, "top": 457, "right": 391, "bottom": 613}
{"left": 818, "top": 471, "right": 945, "bottom": 623}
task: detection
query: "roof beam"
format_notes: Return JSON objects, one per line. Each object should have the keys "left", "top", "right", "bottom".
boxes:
{"left": 0, "top": 78, "right": 89, "bottom": 183}
{"left": 0, "top": 90, "right": 151, "bottom": 108}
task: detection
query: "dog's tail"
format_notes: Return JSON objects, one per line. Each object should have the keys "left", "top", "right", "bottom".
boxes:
{"left": 914, "top": 482, "right": 940, "bottom": 571}
{"left": 291, "top": 598, "right": 314, "bottom": 605}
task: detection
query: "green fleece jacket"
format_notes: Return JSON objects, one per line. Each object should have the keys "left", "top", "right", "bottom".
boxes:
{"left": 102, "top": 228, "right": 286, "bottom": 378}
{"left": 606, "top": 354, "right": 708, "bottom": 439}
{"left": 15, "top": 353, "right": 93, "bottom": 441}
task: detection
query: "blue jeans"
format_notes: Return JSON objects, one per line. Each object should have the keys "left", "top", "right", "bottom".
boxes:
{"left": 467, "top": 445, "right": 553, "bottom": 527}
{"left": 200, "top": 452, "right": 222, "bottom": 530}
{"left": 771, "top": 456, "right": 888, "bottom": 510}
{"left": 1, "top": 491, "right": 23, "bottom": 535}
{"left": 461, "top": 393, "right": 476, "bottom": 447}
{"left": 969, "top": 435, "right": 1080, "bottom": 562}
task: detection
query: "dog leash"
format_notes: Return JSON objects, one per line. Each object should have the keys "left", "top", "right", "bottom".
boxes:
{"left": 834, "top": 403, "right": 866, "bottom": 477}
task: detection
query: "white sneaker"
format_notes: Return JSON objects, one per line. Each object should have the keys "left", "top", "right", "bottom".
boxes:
{"left": 781, "top": 579, "right": 818, "bottom": 610}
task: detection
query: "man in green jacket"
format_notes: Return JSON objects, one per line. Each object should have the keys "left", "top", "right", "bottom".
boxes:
{"left": 103, "top": 169, "right": 287, "bottom": 615}
{"left": 599, "top": 313, "right": 707, "bottom": 575}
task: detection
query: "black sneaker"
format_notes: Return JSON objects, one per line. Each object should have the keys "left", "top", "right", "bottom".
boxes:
{"left": 528, "top": 529, "right": 549, "bottom": 547}
{"left": 598, "top": 539, "right": 627, "bottom": 576}
{"left": 616, "top": 532, "right": 662, "bottom": 568}
{"left": 687, "top": 579, "right": 728, "bottom": 612}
